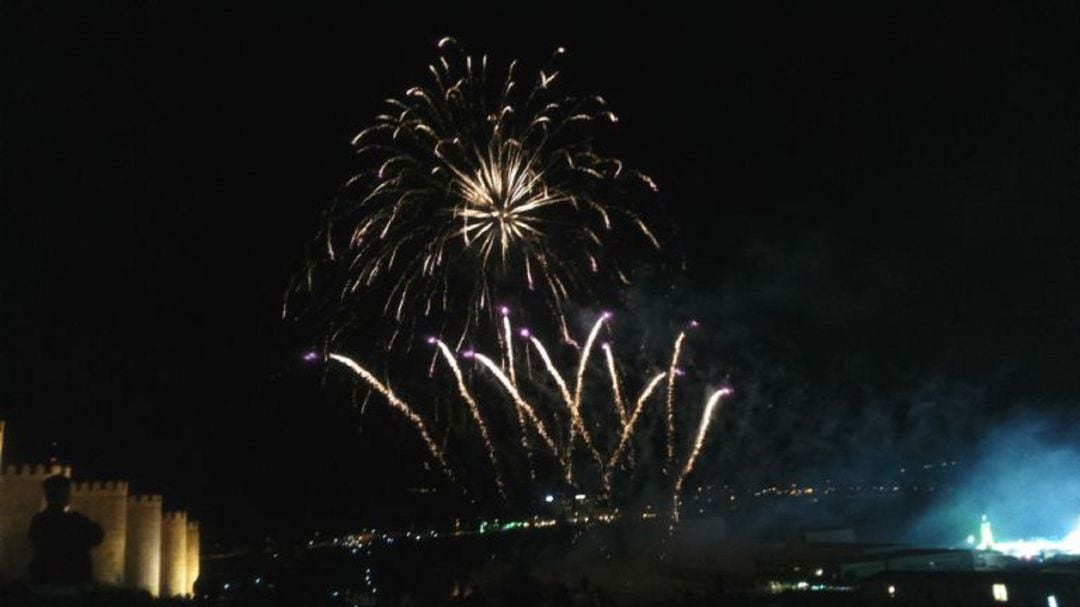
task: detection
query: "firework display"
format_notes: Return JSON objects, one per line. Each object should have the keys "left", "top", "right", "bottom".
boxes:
{"left": 302, "top": 39, "right": 728, "bottom": 528}
{"left": 297, "top": 38, "right": 661, "bottom": 349}
{"left": 330, "top": 312, "right": 732, "bottom": 524}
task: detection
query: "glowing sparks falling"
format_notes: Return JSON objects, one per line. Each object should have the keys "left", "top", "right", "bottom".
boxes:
{"left": 671, "top": 387, "right": 734, "bottom": 526}
{"left": 328, "top": 353, "right": 456, "bottom": 485}
{"left": 527, "top": 335, "right": 574, "bottom": 407}
{"left": 471, "top": 352, "right": 559, "bottom": 458}
{"left": 526, "top": 327, "right": 605, "bottom": 483}
{"left": 603, "top": 371, "right": 667, "bottom": 494}
{"left": 568, "top": 313, "right": 609, "bottom": 471}
{"left": 292, "top": 38, "right": 727, "bottom": 530}
{"left": 501, "top": 308, "right": 516, "bottom": 385}
{"left": 602, "top": 343, "right": 627, "bottom": 425}
{"left": 500, "top": 308, "right": 533, "bottom": 478}
{"left": 330, "top": 312, "right": 730, "bottom": 526}
{"left": 297, "top": 38, "right": 661, "bottom": 347}
{"left": 665, "top": 330, "right": 687, "bottom": 470}
{"left": 434, "top": 341, "right": 506, "bottom": 499}
{"left": 601, "top": 340, "right": 634, "bottom": 470}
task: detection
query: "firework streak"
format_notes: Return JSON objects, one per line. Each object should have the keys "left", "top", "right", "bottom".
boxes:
{"left": 470, "top": 351, "right": 560, "bottom": 458}
{"left": 671, "top": 387, "right": 734, "bottom": 527}
{"left": 330, "top": 314, "right": 732, "bottom": 527}
{"left": 665, "top": 331, "right": 686, "bottom": 471}
{"left": 434, "top": 341, "right": 506, "bottom": 500}
{"left": 603, "top": 371, "right": 668, "bottom": 494}
{"left": 499, "top": 309, "right": 534, "bottom": 477}
{"left": 328, "top": 353, "right": 457, "bottom": 485}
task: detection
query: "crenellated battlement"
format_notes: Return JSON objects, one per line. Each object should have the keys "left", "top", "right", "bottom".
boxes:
{"left": 161, "top": 509, "right": 189, "bottom": 597}
{"left": 72, "top": 480, "right": 129, "bottom": 495}
{"left": 185, "top": 519, "right": 200, "bottom": 596}
{"left": 163, "top": 510, "right": 187, "bottom": 522}
{"left": 0, "top": 424, "right": 198, "bottom": 596}
{"left": 1, "top": 463, "right": 72, "bottom": 478}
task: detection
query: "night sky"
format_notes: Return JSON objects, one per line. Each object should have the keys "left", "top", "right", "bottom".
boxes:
{"left": 4, "top": 3, "right": 1079, "bottom": 546}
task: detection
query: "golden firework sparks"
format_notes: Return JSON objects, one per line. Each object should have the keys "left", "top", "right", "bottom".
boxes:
{"left": 295, "top": 39, "right": 660, "bottom": 348}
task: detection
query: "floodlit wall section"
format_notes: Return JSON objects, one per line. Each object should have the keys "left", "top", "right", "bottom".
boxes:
{"left": 124, "top": 494, "right": 163, "bottom": 596}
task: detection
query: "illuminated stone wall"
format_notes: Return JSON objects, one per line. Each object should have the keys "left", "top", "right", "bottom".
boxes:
{"left": 159, "top": 510, "right": 188, "bottom": 597}
{"left": 124, "top": 494, "right": 162, "bottom": 596}
{"left": 0, "top": 464, "right": 71, "bottom": 580}
{"left": 0, "top": 423, "right": 197, "bottom": 593}
{"left": 186, "top": 520, "right": 200, "bottom": 595}
{"left": 70, "top": 480, "right": 129, "bottom": 586}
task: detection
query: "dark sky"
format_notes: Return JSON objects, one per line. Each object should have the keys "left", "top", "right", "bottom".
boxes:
{"left": 3, "top": 3, "right": 1079, "bottom": 545}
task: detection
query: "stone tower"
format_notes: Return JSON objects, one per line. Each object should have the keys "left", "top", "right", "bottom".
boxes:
{"left": 160, "top": 510, "right": 188, "bottom": 597}
{"left": 186, "top": 520, "right": 200, "bottom": 595}
{"left": 70, "top": 480, "right": 129, "bottom": 586}
{"left": 0, "top": 463, "right": 71, "bottom": 580}
{"left": 124, "top": 494, "right": 162, "bottom": 596}
{"left": 0, "top": 424, "right": 199, "bottom": 591}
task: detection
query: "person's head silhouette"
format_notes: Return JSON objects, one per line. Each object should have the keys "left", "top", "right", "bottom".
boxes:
{"left": 42, "top": 474, "right": 71, "bottom": 511}
{"left": 29, "top": 473, "right": 103, "bottom": 586}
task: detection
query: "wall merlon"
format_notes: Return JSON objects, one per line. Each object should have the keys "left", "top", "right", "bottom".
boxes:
{"left": 72, "top": 480, "right": 129, "bottom": 495}
{"left": 1, "top": 463, "right": 71, "bottom": 478}
{"left": 0, "top": 426, "right": 197, "bottom": 595}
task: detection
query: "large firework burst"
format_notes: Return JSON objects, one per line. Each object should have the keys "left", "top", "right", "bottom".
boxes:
{"left": 295, "top": 37, "right": 660, "bottom": 349}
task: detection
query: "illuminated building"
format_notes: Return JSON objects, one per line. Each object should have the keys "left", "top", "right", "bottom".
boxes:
{"left": 125, "top": 494, "right": 162, "bottom": 595}
{"left": 0, "top": 462, "right": 70, "bottom": 581}
{"left": 0, "top": 421, "right": 199, "bottom": 596}
{"left": 70, "top": 480, "right": 129, "bottom": 585}
{"left": 160, "top": 510, "right": 188, "bottom": 597}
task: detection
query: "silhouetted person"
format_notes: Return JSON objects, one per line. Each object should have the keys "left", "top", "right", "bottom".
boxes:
{"left": 27, "top": 475, "right": 103, "bottom": 587}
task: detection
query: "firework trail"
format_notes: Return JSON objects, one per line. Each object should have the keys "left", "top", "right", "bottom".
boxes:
{"left": 434, "top": 340, "right": 506, "bottom": 500}
{"left": 602, "top": 339, "right": 633, "bottom": 470}
{"left": 603, "top": 371, "right": 668, "bottom": 494}
{"left": 328, "top": 353, "right": 457, "bottom": 484}
{"left": 525, "top": 328, "right": 603, "bottom": 482}
{"left": 523, "top": 333, "right": 574, "bottom": 467}
{"left": 296, "top": 38, "right": 661, "bottom": 348}
{"left": 501, "top": 308, "right": 517, "bottom": 385}
{"left": 569, "top": 313, "right": 609, "bottom": 469}
{"left": 500, "top": 308, "right": 534, "bottom": 478}
{"left": 664, "top": 330, "right": 687, "bottom": 470}
{"left": 527, "top": 334, "right": 574, "bottom": 408}
{"left": 294, "top": 38, "right": 734, "bottom": 526}
{"left": 470, "top": 352, "right": 560, "bottom": 459}
{"left": 602, "top": 342, "right": 628, "bottom": 426}
{"left": 329, "top": 312, "right": 732, "bottom": 526}
{"left": 671, "top": 387, "right": 734, "bottom": 527}
{"left": 600, "top": 336, "right": 630, "bottom": 464}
